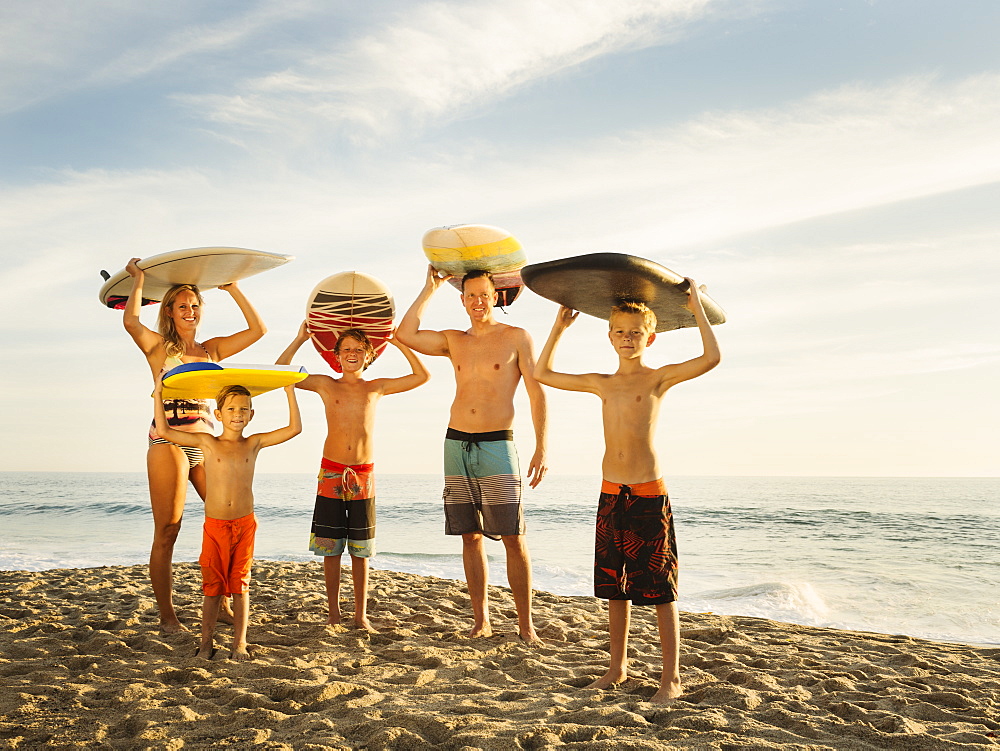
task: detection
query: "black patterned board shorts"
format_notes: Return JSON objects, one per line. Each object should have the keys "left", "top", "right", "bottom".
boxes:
{"left": 595, "top": 479, "right": 678, "bottom": 605}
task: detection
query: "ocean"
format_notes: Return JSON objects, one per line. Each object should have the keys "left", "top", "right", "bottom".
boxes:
{"left": 1, "top": 472, "right": 997, "bottom": 646}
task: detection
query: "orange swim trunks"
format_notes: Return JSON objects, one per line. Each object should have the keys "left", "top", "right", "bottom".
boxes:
{"left": 199, "top": 513, "right": 257, "bottom": 597}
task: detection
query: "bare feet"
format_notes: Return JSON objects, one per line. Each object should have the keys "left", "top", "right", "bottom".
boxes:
{"left": 650, "top": 681, "right": 682, "bottom": 704}
{"left": 468, "top": 622, "right": 493, "bottom": 638}
{"left": 353, "top": 616, "right": 377, "bottom": 633}
{"left": 229, "top": 645, "right": 252, "bottom": 662}
{"left": 160, "top": 619, "right": 190, "bottom": 635}
{"left": 587, "top": 668, "right": 627, "bottom": 690}
{"left": 196, "top": 644, "right": 216, "bottom": 660}
{"left": 518, "top": 629, "right": 543, "bottom": 647}
{"left": 326, "top": 605, "right": 342, "bottom": 626}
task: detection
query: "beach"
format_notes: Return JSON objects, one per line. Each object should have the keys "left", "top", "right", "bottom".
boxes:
{"left": 5, "top": 473, "right": 999, "bottom": 647}
{"left": 2, "top": 562, "right": 998, "bottom": 749}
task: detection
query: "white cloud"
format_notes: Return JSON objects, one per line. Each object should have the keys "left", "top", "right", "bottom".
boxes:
{"left": 84, "top": 1, "right": 317, "bottom": 85}
{"left": 5, "top": 72, "right": 1000, "bottom": 330}
{"left": 6, "top": 2, "right": 1000, "bottom": 479}
{"left": 183, "top": 0, "right": 724, "bottom": 140}
{"left": 0, "top": 0, "right": 320, "bottom": 114}
{"left": 1, "top": 2, "right": 177, "bottom": 112}
{"left": 489, "top": 74, "right": 1000, "bottom": 254}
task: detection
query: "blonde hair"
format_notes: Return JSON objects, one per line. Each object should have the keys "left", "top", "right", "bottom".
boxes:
{"left": 335, "top": 328, "right": 376, "bottom": 371}
{"left": 157, "top": 284, "right": 204, "bottom": 359}
{"left": 216, "top": 384, "right": 251, "bottom": 410}
{"left": 610, "top": 301, "right": 657, "bottom": 332}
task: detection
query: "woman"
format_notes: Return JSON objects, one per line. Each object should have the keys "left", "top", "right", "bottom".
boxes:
{"left": 123, "top": 258, "right": 266, "bottom": 632}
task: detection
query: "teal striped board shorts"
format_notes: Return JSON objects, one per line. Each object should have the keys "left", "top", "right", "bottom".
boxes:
{"left": 443, "top": 428, "right": 524, "bottom": 540}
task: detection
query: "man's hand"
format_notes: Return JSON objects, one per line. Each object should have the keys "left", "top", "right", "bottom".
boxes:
{"left": 527, "top": 449, "right": 548, "bottom": 488}
{"left": 424, "top": 264, "right": 453, "bottom": 292}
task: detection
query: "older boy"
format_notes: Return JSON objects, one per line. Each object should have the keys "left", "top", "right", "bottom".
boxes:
{"left": 277, "top": 325, "right": 429, "bottom": 631}
{"left": 534, "top": 280, "right": 720, "bottom": 702}
{"left": 153, "top": 381, "right": 301, "bottom": 661}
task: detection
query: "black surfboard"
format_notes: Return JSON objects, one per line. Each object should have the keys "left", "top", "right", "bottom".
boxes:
{"left": 521, "top": 253, "right": 726, "bottom": 332}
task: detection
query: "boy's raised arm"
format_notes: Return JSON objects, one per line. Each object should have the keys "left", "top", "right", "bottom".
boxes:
{"left": 152, "top": 377, "right": 212, "bottom": 449}
{"left": 275, "top": 321, "right": 309, "bottom": 366}
{"left": 395, "top": 265, "right": 451, "bottom": 357}
{"left": 379, "top": 331, "right": 431, "bottom": 395}
{"left": 257, "top": 386, "right": 302, "bottom": 447}
{"left": 657, "top": 279, "right": 721, "bottom": 388}
{"left": 276, "top": 321, "right": 329, "bottom": 394}
{"left": 534, "top": 306, "right": 600, "bottom": 394}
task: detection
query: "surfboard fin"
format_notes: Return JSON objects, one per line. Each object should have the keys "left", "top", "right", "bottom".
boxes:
{"left": 100, "top": 270, "right": 110, "bottom": 280}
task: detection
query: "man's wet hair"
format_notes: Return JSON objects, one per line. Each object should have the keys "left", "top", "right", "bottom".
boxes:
{"left": 461, "top": 269, "right": 495, "bottom": 292}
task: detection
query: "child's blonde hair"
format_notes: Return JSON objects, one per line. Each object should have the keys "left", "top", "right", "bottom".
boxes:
{"left": 335, "top": 329, "right": 376, "bottom": 370}
{"left": 216, "top": 384, "right": 252, "bottom": 410}
{"left": 157, "top": 284, "right": 204, "bottom": 358}
{"left": 610, "top": 301, "right": 657, "bottom": 332}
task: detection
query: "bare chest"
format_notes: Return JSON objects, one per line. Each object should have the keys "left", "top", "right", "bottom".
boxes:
{"left": 601, "top": 375, "right": 663, "bottom": 418}
{"left": 205, "top": 441, "right": 258, "bottom": 471}
{"left": 449, "top": 333, "right": 519, "bottom": 382}
{"left": 322, "top": 383, "right": 379, "bottom": 422}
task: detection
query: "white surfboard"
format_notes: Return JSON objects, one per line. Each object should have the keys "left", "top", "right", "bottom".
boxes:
{"left": 161, "top": 362, "right": 308, "bottom": 399}
{"left": 99, "top": 247, "right": 294, "bottom": 309}
{"left": 306, "top": 271, "right": 395, "bottom": 373}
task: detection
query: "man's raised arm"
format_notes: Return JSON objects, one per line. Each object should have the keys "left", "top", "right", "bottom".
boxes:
{"left": 395, "top": 265, "right": 452, "bottom": 357}
{"left": 379, "top": 333, "right": 431, "bottom": 395}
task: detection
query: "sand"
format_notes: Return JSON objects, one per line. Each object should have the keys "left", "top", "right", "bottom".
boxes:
{"left": 1, "top": 562, "right": 998, "bottom": 750}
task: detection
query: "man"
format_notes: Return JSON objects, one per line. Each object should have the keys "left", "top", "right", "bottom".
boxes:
{"left": 397, "top": 266, "right": 547, "bottom": 643}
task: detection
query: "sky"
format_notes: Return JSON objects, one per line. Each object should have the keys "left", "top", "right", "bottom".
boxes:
{"left": 1, "top": 0, "right": 998, "bottom": 478}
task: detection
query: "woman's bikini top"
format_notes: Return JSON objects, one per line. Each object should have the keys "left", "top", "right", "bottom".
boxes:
{"left": 150, "top": 342, "right": 215, "bottom": 434}
{"left": 158, "top": 341, "right": 214, "bottom": 377}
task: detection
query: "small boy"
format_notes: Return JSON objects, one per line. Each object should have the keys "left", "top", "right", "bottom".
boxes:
{"left": 534, "top": 280, "right": 720, "bottom": 703}
{"left": 153, "top": 380, "right": 301, "bottom": 660}
{"left": 277, "top": 324, "right": 429, "bottom": 631}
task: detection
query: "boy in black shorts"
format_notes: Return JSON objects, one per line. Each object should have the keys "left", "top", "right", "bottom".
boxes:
{"left": 535, "top": 281, "right": 720, "bottom": 702}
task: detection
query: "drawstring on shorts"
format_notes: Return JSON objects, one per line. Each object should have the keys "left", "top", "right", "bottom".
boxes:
{"left": 614, "top": 484, "right": 633, "bottom": 596}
